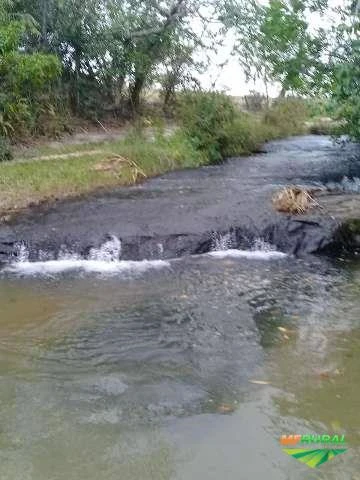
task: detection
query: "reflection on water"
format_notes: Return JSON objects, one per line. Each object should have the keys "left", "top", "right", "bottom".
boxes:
{"left": 0, "top": 255, "right": 360, "bottom": 479}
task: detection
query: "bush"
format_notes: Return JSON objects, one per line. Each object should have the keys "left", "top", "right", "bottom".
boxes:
{"left": 244, "top": 91, "right": 268, "bottom": 112}
{"left": 220, "top": 113, "right": 266, "bottom": 156}
{"left": 305, "top": 98, "right": 329, "bottom": 119}
{"left": 176, "top": 92, "right": 311, "bottom": 163}
{"left": 262, "top": 98, "right": 309, "bottom": 137}
{"left": 0, "top": 17, "right": 62, "bottom": 141}
{"left": 330, "top": 62, "right": 360, "bottom": 141}
{"left": 0, "top": 136, "right": 12, "bottom": 161}
{"left": 177, "top": 91, "right": 236, "bottom": 162}
{"left": 177, "top": 91, "right": 266, "bottom": 163}
{"left": 309, "top": 118, "right": 337, "bottom": 136}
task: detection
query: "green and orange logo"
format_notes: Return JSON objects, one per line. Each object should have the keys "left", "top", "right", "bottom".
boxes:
{"left": 280, "top": 434, "right": 348, "bottom": 469}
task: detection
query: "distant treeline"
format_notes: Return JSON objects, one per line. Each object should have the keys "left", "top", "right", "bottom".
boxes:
{"left": 0, "top": 0, "right": 359, "bottom": 143}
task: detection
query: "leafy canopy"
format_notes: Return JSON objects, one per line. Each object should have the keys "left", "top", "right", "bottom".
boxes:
{"left": 0, "top": 0, "right": 61, "bottom": 137}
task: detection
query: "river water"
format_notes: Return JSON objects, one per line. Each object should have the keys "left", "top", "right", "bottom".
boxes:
{"left": 1, "top": 139, "right": 360, "bottom": 479}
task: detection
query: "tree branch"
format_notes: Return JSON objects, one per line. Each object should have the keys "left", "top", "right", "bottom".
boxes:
{"left": 129, "top": 0, "right": 187, "bottom": 39}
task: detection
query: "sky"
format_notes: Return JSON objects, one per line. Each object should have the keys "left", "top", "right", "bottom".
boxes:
{"left": 197, "top": 0, "right": 346, "bottom": 97}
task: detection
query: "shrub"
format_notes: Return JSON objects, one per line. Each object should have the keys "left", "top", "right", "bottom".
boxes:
{"left": 0, "top": 17, "right": 62, "bottom": 141}
{"left": 330, "top": 61, "right": 360, "bottom": 141}
{"left": 244, "top": 91, "right": 268, "bottom": 112}
{"left": 0, "top": 136, "right": 13, "bottom": 162}
{"left": 305, "top": 98, "right": 329, "bottom": 119}
{"left": 176, "top": 92, "right": 311, "bottom": 163}
{"left": 177, "top": 91, "right": 266, "bottom": 163}
{"left": 177, "top": 91, "right": 239, "bottom": 163}
{"left": 220, "top": 113, "right": 265, "bottom": 156}
{"left": 262, "top": 98, "right": 309, "bottom": 137}
{"left": 309, "top": 118, "right": 337, "bottom": 136}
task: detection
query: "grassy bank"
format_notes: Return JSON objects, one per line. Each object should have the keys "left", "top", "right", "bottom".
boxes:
{"left": 0, "top": 131, "right": 206, "bottom": 219}
{"left": 0, "top": 96, "right": 310, "bottom": 221}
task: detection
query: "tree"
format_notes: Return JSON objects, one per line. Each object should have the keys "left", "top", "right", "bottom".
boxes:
{"left": 0, "top": 0, "right": 61, "bottom": 138}
{"left": 6, "top": 0, "right": 222, "bottom": 118}
{"left": 330, "top": 1, "right": 360, "bottom": 139}
{"left": 221, "top": 0, "right": 329, "bottom": 96}
{"left": 108, "top": 0, "right": 198, "bottom": 111}
{"left": 159, "top": 41, "right": 202, "bottom": 109}
{"left": 12, "top": 0, "right": 108, "bottom": 114}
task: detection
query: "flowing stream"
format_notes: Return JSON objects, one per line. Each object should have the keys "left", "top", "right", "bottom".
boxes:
{"left": 1, "top": 137, "right": 360, "bottom": 479}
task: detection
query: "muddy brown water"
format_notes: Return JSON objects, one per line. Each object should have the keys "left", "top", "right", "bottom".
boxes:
{"left": 1, "top": 252, "right": 360, "bottom": 480}
{"left": 1, "top": 136, "right": 360, "bottom": 479}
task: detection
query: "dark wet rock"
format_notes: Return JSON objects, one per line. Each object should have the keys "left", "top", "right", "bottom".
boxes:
{"left": 1, "top": 135, "right": 360, "bottom": 263}
{"left": 263, "top": 216, "right": 337, "bottom": 255}
{"left": 0, "top": 226, "right": 16, "bottom": 263}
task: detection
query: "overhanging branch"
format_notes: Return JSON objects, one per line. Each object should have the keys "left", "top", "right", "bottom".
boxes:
{"left": 128, "top": 0, "right": 187, "bottom": 39}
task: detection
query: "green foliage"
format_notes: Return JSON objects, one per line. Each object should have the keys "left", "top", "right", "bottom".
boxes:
{"left": 1, "top": 0, "right": 345, "bottom": 146}
{"left": 0, "top": 20, "right": 25, "bottom": 54}
{"left": 177, "top": 92, "right": 243, "bottom": 163}
{"left": 330, "top": 40, "right": 360, "bottom": 140}
{"left": 0, "top": 3, "right": 62, "bottom": 140}
{"left": 305, "top": 98, "right": 329, "bottom": 118}
{"left": 0, "top": 136, "right": 13, "bottom": 162}
{"left": 219, "top": 113, "right": 267, "bottom": 156}
{"left": 224, "top": 0, "right": 328, "bottom": 96}
{"left": 263, "top": 98, "right": 309, "bottom": 137}
{"left": 9, "top": 0, "right": 215, "bottom": 118}
{"left": 177, "top": 92, "right": 310, "bottom": 163}
{"left": 326, "top": 4, "right": 360, "bottom": 140}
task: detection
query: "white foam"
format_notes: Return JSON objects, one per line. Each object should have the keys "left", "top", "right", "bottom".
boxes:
{"left": 13, "top": 242, "right": 30, "bottom": 262}
{"left": 88, "top": 235, "right": 122, "bottom": 262}
{"left": 211, "top": 231, "right": 233, "bottom": 251}
{"left": 5, "top": 259, "right": 170, "bottom": 276}
{"left": 208, "top": 249, "right": 287, "bottom": 260}
{"left": 252, "top": 238, "right": 277, "bottom": 252}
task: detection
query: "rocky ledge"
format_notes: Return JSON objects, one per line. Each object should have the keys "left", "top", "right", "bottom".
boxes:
{"left": 1, "top": 135, "right": 360, "bottom": 264}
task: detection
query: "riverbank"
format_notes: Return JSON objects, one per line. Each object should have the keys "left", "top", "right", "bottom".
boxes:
{"left": 1, "top": 135, "right": 360, "bottom": 265}
{"left": 0, "top": 130, "right": 200, "bottom": 221}
{"left": 0, "top": 96, "right": 311, "bottom": 222}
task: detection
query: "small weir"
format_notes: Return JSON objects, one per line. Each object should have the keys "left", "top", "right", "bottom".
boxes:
{"left": 3, "top": 234, "right": 286, "bottom": 276}
{"left": 1, "top": 136, "right": 360, "bottom": 479}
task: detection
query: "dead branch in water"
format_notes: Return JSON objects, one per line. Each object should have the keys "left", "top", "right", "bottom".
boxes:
{"left": 272, "top": 186, "right": 320, "bottom": 214}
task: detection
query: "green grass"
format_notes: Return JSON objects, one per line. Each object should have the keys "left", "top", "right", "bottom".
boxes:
{"left": 0, "top": 99, "right": 311, "bottom": 220}
{"left": 0, "top": 131, "right": 207, "bottom": 217}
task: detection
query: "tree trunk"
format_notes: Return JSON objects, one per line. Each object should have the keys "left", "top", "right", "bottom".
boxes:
{"left": 163, "top": 87, "right": 172, "bottom": 108}
{"left": 113, "top": 76, "right": 125, "bottom": 107}
{"left": 279, "top": 87, "right": 286, "bottom": 99}
{"left": 72, "top": 49, "right": 81, "bottom": 114}
{"left": 129, "top": 74, "right": 145, "bottom": 113}
{"left": 40, "top": 0, "right": 48, "bottom": 49}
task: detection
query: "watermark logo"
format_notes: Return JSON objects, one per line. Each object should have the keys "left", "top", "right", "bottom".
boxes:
{"left": 280, "top": 434, "right": 348, "bottom": 469}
